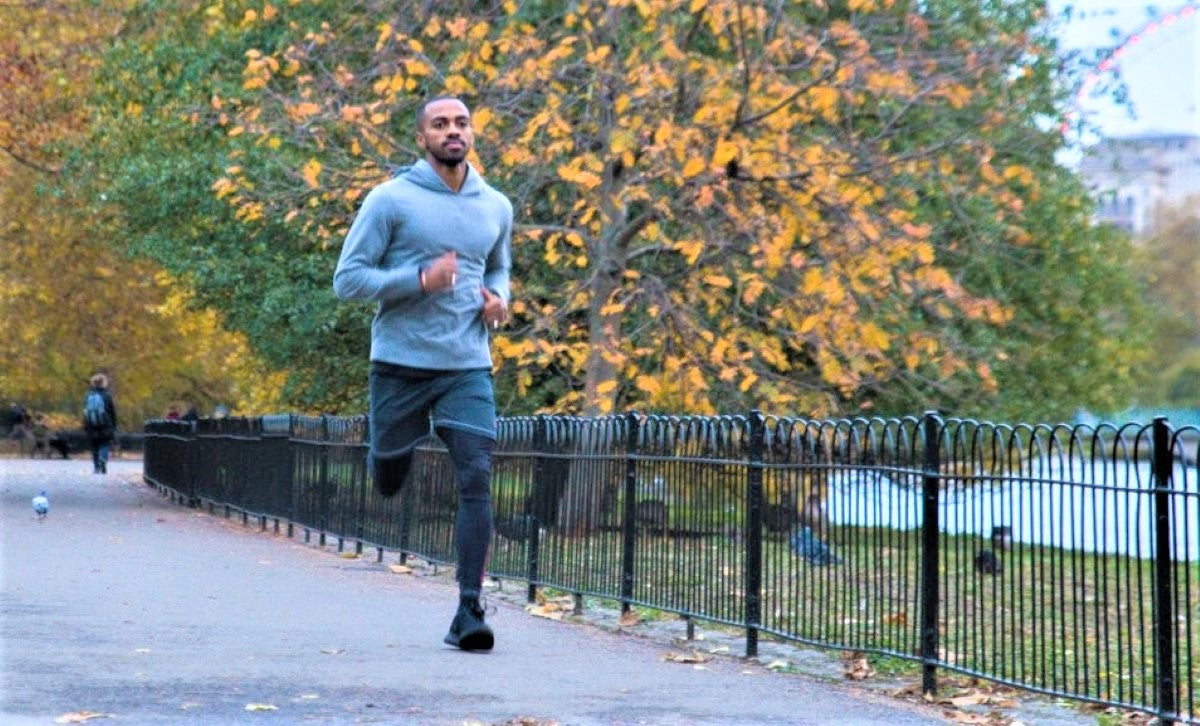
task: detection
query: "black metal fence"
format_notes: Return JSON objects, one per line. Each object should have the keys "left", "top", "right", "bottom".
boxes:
{"left": 143, "top": 412, "right": 1199, "bottom": 724}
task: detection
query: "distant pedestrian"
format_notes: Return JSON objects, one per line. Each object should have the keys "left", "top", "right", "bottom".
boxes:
{"left": 82, "top": 373, "right": 117, "bottom": 474}
{"left": 165, "top": 405, "right": 181, "bottom": 421}
{"left": 7, "top": 401, "right": 29, "bottom": 439}
{"left": 30, "top": 414, "right": 50, "bottom": 458}
{"left": 333, "top": 96, "right": 512, "bottom": 651}
{"left": 182, "top": 405, "right": 200, "bottom": 422}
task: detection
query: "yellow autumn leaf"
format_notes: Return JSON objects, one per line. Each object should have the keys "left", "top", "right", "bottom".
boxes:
{"left": 375, "top": 22, "right": 393, "bottom": 51}
{"left": 681, "top": 157, "right": 706, "bottom": 178}
{"left": 712, "top": 138, "right": 738, "bottom": 167}
{"left": 703, "top": 274, "right": 732, "bottom": 288}
{"left": 859, "top": 322, "right": 891, "bottom": 351}
{"left": 675, "top": 239, "right": 704, "bottom": 265}
{"left": 808, "top": 86, "right": 840, "bottom": 119}
{"left": 473, "top": 106, "right": 493, "bottom": 132}
{"left": 301, "top": 159, "right": 322, "bottom": 189}
{"left": 596, "top": 379, "right": 618, "bottom": 395}
{"left": 586, "top": 45, "right": 611, "bottom": 64}
{"left": 938, "top": 83, "right": 972, "bottom": 109}
{"left": 289, "top": 102, "right": 321, "bottom": 119}
{"left": 635, "top": 375, "right": 661, "bottom": 395}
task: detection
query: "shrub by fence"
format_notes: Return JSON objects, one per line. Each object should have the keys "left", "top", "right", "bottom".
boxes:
{"left": 143, "top": 412, "right": 1199, "bottom": 724}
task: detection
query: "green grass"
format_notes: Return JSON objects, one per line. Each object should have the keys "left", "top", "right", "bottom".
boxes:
{"left": 493, "top": 523, "right": 1198, "bottom": 716}
{"left": 308, "top": 450, "right": 1198, "bottom": 718}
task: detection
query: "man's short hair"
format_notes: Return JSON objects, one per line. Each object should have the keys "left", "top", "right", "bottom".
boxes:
{"left": 416, "top": 95, "right": 467, "bottom": 130}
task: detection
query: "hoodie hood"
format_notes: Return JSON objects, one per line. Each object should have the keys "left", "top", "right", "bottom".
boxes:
{"left": 396, "top": 159, "right": 485, "bottom": 196}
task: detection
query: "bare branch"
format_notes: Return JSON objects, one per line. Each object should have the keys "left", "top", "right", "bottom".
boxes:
{"left": 0, "top": 145, "right": 57, "bottom": 174}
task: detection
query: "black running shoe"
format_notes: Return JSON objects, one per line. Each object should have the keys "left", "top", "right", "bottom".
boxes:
{"left": 443, "top": 598, "right": 494, "bottom": 651}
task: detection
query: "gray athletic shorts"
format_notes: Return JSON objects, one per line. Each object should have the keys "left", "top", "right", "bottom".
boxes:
{"left": 369, "top": 363, "right": 496, "bottom": 460}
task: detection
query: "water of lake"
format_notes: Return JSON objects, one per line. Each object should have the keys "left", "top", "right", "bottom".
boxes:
{"left": 826, "top": 461, "right": 1200, "bottom": 560}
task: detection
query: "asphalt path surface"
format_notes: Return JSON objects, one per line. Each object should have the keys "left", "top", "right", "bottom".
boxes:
{"left": 0, "top": 458, "right": 948, "bottom": 725}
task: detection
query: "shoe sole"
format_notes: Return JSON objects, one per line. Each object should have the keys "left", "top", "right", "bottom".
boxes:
{"left": 445, "top": 629, "right": 494, "bottom": 651}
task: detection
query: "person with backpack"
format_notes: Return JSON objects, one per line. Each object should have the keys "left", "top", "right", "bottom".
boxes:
{"left": 82, "top": 373, "right": 117, "bottom": 474}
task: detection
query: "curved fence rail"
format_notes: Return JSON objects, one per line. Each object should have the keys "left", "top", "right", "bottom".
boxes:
{"left": 143, "top": 412, "right": 1198, "bottom": 724}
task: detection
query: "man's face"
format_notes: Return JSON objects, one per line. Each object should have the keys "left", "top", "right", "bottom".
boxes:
{"left": 417, "top": 99, "right": 473, "bottom": 167}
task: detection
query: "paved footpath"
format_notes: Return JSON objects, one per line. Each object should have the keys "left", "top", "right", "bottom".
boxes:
{"left": 0, "top": 459, "right": 952, "bottom": 725}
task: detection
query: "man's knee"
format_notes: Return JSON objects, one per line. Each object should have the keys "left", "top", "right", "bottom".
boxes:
{"left": 372, "top": 454, "right": 413, "bottom": 498}
{"left": 438, "top": 428, "right": 493, "bottom": 500}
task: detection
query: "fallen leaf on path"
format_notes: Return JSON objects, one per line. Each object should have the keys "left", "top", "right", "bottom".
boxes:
{"left": 619, "top": 610, "right": 641, "bottom": 627}
{"left": 55, "top": 712, "right": 111, "bottom": 724}
{"left": 945, "top": 712, "right": 990, "bottom": 724}
{"left": 339, "top": 552, "right": 359, "bottom": 559}
{"left": 388, "top": 564, "right": 412, "bottom": 574}
{"left": 765, "top": 659, "right": 790, "bottom": 671}
{"left": 843, "top": 651, "right": 876, "bottom": 680}
{"left": 244, "top": 703, "right": 278, "bottom": 711}
{"left": 524, "top": 603, "right": 565, "bottom": 620}
{"left": 944, "top": 693, "right": 990, "bottom": 707}
{"left": 662, "top": 650, "right": 712, "bottom": 664}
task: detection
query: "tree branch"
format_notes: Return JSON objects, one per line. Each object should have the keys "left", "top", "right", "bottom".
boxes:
{"left": 0, "top": 145, "right": 57, "bottom": 174}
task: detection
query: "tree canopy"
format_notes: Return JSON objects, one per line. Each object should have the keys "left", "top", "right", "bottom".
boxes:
{"left": 0, "top": 0, "right": 284, "bottom": 425}
{"left": 66, "top": 0, "right": 1150, "bottom": 421}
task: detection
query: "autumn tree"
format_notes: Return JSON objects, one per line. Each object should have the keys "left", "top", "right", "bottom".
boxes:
{"left": 0, "top": 0, "right": 126, "bottom": 173}
{"left": 0, "top": 1, "right": 285, "bottom": 424}
{"left": 1132, "top": 207, "right": 1200, "bottom": 406}
{"left": 81, "top": 0, "right": 1149, "bottom": 421}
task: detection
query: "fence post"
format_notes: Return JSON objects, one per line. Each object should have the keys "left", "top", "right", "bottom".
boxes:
{"left": 745, "top": 410, "right": 765, "bottom": 658}
{"left": 1151, "top": 417, "right": 1178, "bottom": 724}
{"left": 527, "top": 415, "right": 547, "bottom": 604}
{"left": 920, "top": 410, "right": 942, "bottom": 697}
{"left": 318, "top": 414, "right": 330, "bottom": 547}
{"left": 620, "top": 411, "right": 641, "bottom": 613}
{"left": 186, "top": 420, "right": 199, "bottom": 507}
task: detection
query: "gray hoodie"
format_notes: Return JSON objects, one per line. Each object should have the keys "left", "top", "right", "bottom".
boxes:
{"left": 333, "top": 160, "right": 512, "bottom": 370}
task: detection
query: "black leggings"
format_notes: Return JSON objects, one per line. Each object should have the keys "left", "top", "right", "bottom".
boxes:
{"left": 436, "top": 427, "right": 494, "bottom": 599}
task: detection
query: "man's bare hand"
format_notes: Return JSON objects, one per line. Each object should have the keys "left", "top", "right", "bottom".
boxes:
{"left": 422, "top": 251, "right": 457, "bottom": 292}
{"left": 480, "top": 285, "right": 508, "bottom": 329}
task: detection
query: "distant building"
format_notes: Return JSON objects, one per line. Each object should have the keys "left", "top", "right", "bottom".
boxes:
{"left": 1078, "top": 132, "right": 1200, "bottom": 236}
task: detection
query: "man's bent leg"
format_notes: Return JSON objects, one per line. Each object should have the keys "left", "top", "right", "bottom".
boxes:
{"left": 370, "top": 453, "right": 413, "bottom": 498}
{"left": 369, "top": 363, "right": 439, "bottom": 499}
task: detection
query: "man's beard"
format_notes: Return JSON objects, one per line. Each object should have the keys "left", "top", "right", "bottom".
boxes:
{"left": 430, "top": 146, "right": 466, "bottom": 167}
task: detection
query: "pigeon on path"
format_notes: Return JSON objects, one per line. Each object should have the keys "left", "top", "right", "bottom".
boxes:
{"left": 32, "top": 490, "right": 49, "bottom": 520}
